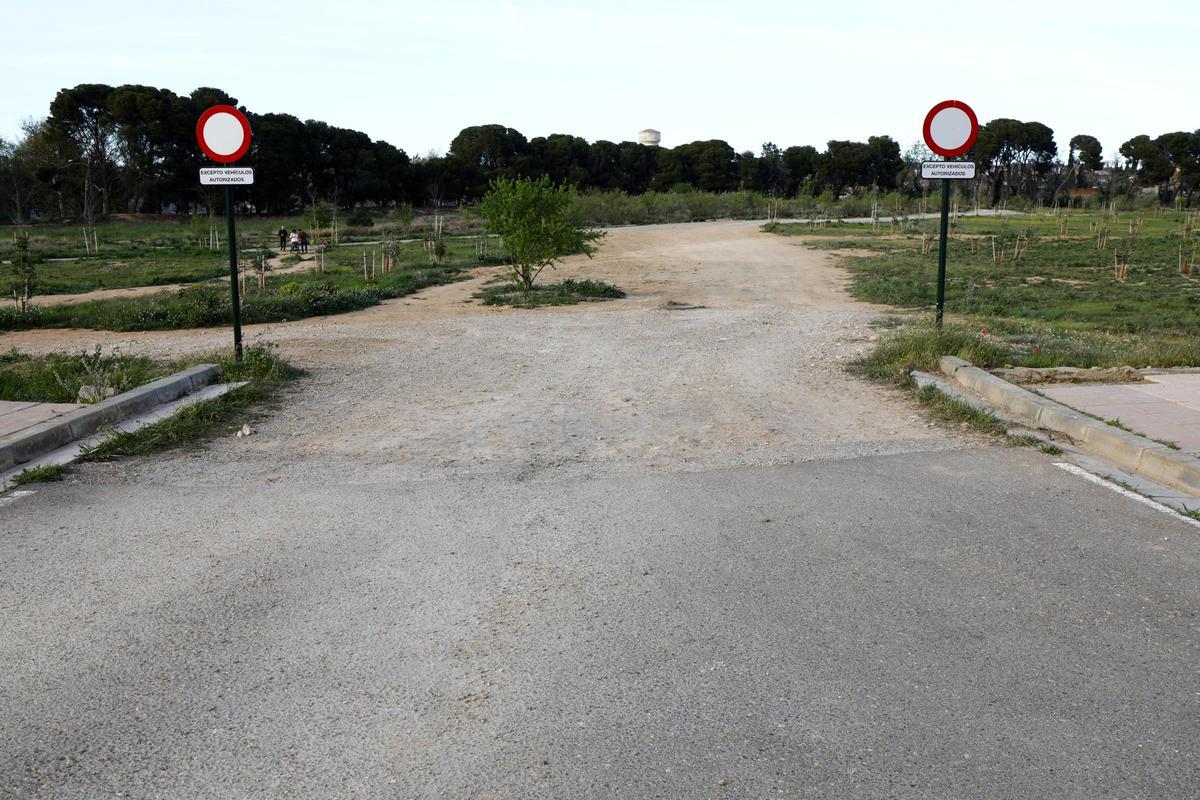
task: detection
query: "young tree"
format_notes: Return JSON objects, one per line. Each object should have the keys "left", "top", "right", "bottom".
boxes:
{"left": 7, "top": 234, "right": 39, "bottom": 312}
{"left": 479, "top": 175, "right": 603, "bottom": 291}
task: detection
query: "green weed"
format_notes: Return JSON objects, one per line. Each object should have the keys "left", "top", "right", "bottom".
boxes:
{"left": 0, "top": 349, "right": 168, "bottom": 403}
{"left": 11, "top": 463, "right": 70, "bottom": 485}
{"left": 914, "top": 383, "right": 1006, "bottom": 435}
{"left": 79, "top": 344, "right": 301, "bottom": 461}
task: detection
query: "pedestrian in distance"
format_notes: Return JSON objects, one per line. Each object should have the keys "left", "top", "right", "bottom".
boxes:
{"left": 299, "top": 229, "right": 309, "bottom": 254}
{"left": 289, "top": 230, "right": 300, "bottom": 253}
{"left": 278, "top": 225, "right": 287, "bottom": 252}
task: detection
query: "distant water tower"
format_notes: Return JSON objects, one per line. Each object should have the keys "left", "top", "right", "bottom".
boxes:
{"left": 638, "top": 128, "right": 661, "bottom": 146}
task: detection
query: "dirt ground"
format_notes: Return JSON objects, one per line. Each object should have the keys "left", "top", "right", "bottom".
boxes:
{"left": 0, "top": 220, "right": 965, "bottom": 482}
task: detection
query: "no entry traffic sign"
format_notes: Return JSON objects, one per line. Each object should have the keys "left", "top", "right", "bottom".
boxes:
{"left": 922, "top": 100, "right": 978, "bottom": 159}
{"left": 196, "top": 105, "right": 252, "bottom": 164}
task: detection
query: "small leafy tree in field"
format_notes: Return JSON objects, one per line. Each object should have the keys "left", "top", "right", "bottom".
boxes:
{"left": 396, "top": 202, "right": 414, "bottom": 236}
{"left": 309, "top": 203, "right": 332, "bottom": 238}
{"left": 8, "top": 234, "right": 38, "bottom": 311}
{"left": 479, "top": 175, "right": 603, "bottom": 290}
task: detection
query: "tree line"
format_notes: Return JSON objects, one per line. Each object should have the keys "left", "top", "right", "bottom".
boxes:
{"left": 1, "top": 83, "right": 1197, "bottom": 224}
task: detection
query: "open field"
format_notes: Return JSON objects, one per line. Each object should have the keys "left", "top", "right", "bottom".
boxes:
{"left": 0, "top": 210, "right": 484, "bottom": 259}
{"left": 10, "top": 201, "right": 1184, "bottom": 309}
{"left": 0, "top": 239, "right": 490, "bottom": 332}
{"left": 0, "top": 211, "right": 489, "bottom": 299}
{"left": 768, "top": 209, "right": 1200, "bottom": 371}
{"left": 11, "top": 248, "right": 231, "bottom": 295}
{"left": 771, "top": 206, "right": 1195, "bottom": 240}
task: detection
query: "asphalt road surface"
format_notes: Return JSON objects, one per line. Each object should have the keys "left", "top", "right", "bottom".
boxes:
{"left": 2, "top": 222, "right": 1197, "bottom": 799}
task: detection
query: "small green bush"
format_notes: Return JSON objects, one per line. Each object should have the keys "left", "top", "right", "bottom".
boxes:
{"left": 475, "top": 279, "right": 624, "bottom": 308}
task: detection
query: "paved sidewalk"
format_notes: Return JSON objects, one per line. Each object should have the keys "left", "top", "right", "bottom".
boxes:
{"left": 0, "top": 400, "right": 84, "bottom": 438}
{"left": 1040, "top": 374, "right": 1200, "bottom": 455}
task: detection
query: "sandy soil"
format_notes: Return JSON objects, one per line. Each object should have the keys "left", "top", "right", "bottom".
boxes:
{"left": 2, "top": 220, "right": 964, "bottom": 482}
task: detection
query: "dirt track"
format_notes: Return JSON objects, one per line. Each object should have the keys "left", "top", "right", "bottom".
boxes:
{"left": 0, "top": 220, "right": 963, "bottom": 482}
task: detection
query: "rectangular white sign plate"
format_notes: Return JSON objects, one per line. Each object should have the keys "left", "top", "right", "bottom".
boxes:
{"left": 921, "top": 161, "right": 976, "bottom": 180}
{"left": 200, "top": 167, "right": 254, "bottom": 185}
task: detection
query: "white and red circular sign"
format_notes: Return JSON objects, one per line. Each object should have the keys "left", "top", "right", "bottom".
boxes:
{"left": 196, "top": 105, "right": 252, "bottom": 164}
{"left": 922, "top": 100, "right": 978, "bottom": 159}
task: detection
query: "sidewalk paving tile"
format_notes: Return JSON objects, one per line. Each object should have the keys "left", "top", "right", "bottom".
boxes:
{"left": 1039, "top": 380, "right": 1200, "bottom": 455}
{"left": 0, "top": 401, "right": 39, "bottom": 416}
{"left": 0, "top": 402, "right": 86, "bottom": 438}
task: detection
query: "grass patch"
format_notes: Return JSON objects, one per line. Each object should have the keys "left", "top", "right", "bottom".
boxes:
{"left": 474, "top": 279, "right": 625, "bottom": 308}
{"left": 850, "top": 319, "right": 1200, "bottom": 448}
{"left": 914, "top": 383, "right": 1007, "bottom": 436}
{"left": 852, "top": 318, "right": 1200, "bottom": 387}
{"left": 851, "top": 321, "right": 1014, "bottom": 384}
{"left": 0, "top": 347, "right": 170, "bottom": 403}
{"left": 821, "top": 210, "right": 1200, "bottom": 443}
{"left": 27, "top": 248, "right": 231, "bottom": 295}
{"left": 772, "top": 209, "right": 1200, "bottom": 371}
{"left": 1, "top": 244, "right": 470, "bottom": 332}
{"left": 11, "top": 463, "right": 70, "bottom": 485}
{"left": 80, "top": 344, "right": 301, "bottom": 461}
{"left": 836, "top": 233, "right": 1200, "bottom": 337}
{"left": 1040, "top": 443, "right": 1063, "bottom": 455}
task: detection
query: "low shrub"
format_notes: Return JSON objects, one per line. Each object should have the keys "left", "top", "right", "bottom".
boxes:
{"left": 475, "top": 279, "right": 625, "bottom": 308}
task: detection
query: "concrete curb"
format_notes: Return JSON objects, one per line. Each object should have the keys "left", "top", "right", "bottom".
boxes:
{"left": 0, "top": 364, "right": 220, "bottom": 473}
{"left": 939, "top": 356, "right": 1200, "bottom": 496}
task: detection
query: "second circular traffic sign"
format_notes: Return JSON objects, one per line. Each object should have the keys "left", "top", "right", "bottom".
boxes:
{"left": 922, "top": 100, "right": 978, "bottom": 159}
{"left": 196, "top": 105, "right": 252, "bottom": 163}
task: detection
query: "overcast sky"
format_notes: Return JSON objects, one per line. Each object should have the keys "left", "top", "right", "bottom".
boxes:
{"left": 3, "top": 0, "right": 1195, "bottom": 163}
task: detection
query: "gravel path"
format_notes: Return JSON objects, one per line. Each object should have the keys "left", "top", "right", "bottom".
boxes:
{"left": 3, "top": 220, "right": 965, "bottom": 483}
